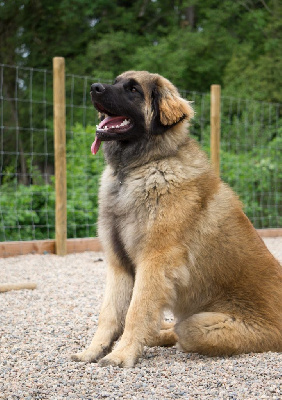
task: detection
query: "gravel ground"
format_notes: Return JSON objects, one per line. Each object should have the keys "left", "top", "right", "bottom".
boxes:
{"left": 1, "top": 237, "right": 282, "bottom": 400}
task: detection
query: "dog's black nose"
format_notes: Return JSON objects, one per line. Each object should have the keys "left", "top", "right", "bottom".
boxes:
{"left": 90, "top": 83, "right": 105, "bottom": 93}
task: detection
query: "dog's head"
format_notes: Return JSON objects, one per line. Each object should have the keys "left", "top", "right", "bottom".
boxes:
{"left": 90, "top": 71, "right": 194, "bottom": 154}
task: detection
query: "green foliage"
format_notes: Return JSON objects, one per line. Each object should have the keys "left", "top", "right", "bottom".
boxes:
{"left": 0, "top": 0, "right": 282, "bottom": 239}
{"left": 0, "top": 182, "right": 55, "bottom": 241}
{"left": 222, "top": 2, "right": 282, "bottom": 102}
{"left": 221, "top": 137, "right": 282, "bottom": 228}
{"left": 0, "top": 124, "right": 104, "bottom": 241}
{"left": 66, "top": 124, "right": 104, "bottom": 238}
{"left": 1, "top": 119, "right": 281, "bottom": 241}
{"left": 1, "top": 0, "right": 281, "bottom": 101}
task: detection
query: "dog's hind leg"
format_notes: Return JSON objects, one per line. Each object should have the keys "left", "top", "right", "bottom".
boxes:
{"left": 175, "top": 312, "right": 281, "bottom": 356}
{"left": 148, "top": 328, "right": 178, "bottom": 347}
{"left": 147, "top": 320, "right": 177, "bottom": 347}
{"left": 144, "top": 319, "right": 177, "bottom": 347}
{"left": 71, "top": 253, "right": 134, "bottom": 363}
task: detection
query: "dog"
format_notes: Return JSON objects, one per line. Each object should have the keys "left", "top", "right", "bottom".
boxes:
{"left": 71, "top": 71, "right": 282, "bottom": 367}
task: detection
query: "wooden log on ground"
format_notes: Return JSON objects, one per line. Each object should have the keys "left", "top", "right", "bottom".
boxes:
{"left": 0, "top": 282, "right": 37, "bottom": 293}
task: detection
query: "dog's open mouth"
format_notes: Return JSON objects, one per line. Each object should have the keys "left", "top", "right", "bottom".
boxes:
{"left": 91, "top": 103, "right": 134, "bottom": 155}
{"left": 97, "top": 115, "right": 132, "bottom": 133}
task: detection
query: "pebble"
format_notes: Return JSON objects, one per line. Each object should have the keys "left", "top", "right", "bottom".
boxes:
{"left": 1, "top": 240, "right": 282, "bottom": 399}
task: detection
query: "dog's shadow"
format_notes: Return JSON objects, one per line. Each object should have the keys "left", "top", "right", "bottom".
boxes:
{"left": 142, "top": 345, "right": 249, "bottom": 367}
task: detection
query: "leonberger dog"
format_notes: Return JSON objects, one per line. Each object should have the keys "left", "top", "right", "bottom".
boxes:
{"left": 72, "top": 71, "right": 282, "bottom": 367}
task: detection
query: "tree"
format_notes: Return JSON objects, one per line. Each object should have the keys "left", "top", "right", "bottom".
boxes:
{"left": 222, "top": 0, "right": 282, "bottom": 102}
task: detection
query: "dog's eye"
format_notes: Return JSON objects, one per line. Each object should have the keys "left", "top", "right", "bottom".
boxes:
{"left": 131, "top": 86, "right": 137, "bottom": 93}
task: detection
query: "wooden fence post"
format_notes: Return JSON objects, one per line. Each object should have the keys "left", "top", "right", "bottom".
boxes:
{"left": 210, "top": 84, "right": 221, "bottom": 176}
{"left": 53, "top": 57, "right": 67, "bottom": 256}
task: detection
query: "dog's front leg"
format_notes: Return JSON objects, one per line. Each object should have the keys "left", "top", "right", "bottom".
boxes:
{"left": 99, "top": 263, "right": 170, "bottom": 368}
{"left": 71, "top": 258, "right": 134, "bottom": 363}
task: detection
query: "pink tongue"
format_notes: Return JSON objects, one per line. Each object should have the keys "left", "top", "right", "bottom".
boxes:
{"left": 91, "top": 137, "right": 101, "bottom": 155}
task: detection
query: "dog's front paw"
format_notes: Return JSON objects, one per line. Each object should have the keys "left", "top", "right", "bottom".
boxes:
{"left": 98, "top": 351, "right": 137, "bottom": 368}
{"left": 71, "top": 349, "right": 101, "bottom": 363}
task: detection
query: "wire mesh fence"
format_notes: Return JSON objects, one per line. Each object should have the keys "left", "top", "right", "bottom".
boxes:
{"left": 0, "top": 64, "right": 54, "bottom": 241}
{"left": 0, "top": 63, "right": 281, "bottom": 243}
{"left": 220, "top": 96, "right": 282, "bottom": 228}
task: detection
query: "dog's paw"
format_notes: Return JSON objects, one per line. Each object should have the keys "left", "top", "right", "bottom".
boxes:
{"left": 71, "top": 350, "right": 100, "bottom": 363}
{"left": 98, "top": 351, "right": 137, "bottom": 368}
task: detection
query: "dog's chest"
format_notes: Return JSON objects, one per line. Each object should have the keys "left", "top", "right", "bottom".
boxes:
{"left": 100, "top": 163, "right": 182, "bottom": 256}
{"left": 105, "top": 163, "right": 180, "bottom": 217}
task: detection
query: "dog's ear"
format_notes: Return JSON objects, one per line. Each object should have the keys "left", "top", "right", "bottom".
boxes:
{"left": 154, "top": 76, "right": 194, "bottom": 126}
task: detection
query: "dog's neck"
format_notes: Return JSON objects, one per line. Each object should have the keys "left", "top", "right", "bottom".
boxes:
{"left": 103, "top": 122, "right": 190, "bottom": 175}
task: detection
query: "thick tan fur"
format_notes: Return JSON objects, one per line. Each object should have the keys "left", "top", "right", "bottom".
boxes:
{"left": 72, "top": 71, "right": 282, "bottom": 367}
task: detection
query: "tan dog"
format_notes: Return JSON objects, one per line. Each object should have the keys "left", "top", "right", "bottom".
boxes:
{"left": 72, "top": 71, "right": 282, "bottom": 367}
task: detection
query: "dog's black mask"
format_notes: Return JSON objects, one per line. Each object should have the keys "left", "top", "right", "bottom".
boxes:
{"left": 90, "top": 77, "right": 173, "bottom": 154}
